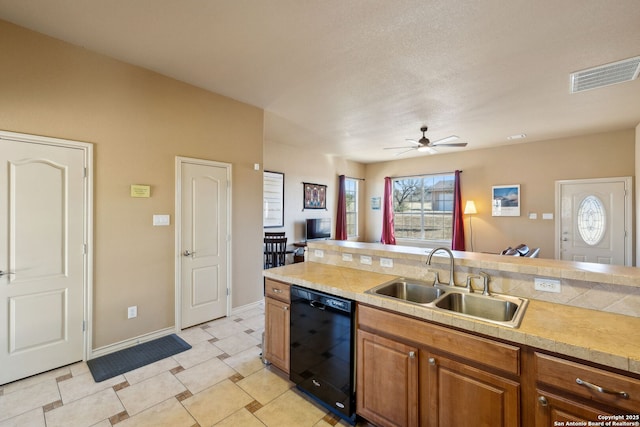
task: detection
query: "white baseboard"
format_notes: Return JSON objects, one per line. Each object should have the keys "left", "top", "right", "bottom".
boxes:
{"left": 88, "top": 301, "right": 264, "bottom": 360}
{"left": 88, "top": 327, "right": 176, "bottom": 360}
{"left": 231, "top": 300, "right": 264, "bottom": 316}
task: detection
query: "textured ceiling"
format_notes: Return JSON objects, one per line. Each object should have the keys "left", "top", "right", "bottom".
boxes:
{"left": 1, "top": 0, "right": 639, "bottom": 163}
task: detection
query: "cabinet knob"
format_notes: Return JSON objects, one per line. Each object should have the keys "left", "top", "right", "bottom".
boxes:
{"left": 408, "top": 351, "right": 415, "bottom": 359}
{"left": 283, "top": 306, "right": 288, "bottom": 311}
{"left": 538, "top": 396, "right": 548, "bottom": 407}
{"left": 428, "top": 357, "right": 436, "bottom": 365}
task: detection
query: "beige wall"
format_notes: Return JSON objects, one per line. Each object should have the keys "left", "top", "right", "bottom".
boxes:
{"left": 637, "top": 122, "right": 640, "bottom": 266}
{"left": 365, "top": 130, "right": 635, "bottom": 259}
{"left": 263, "top": 140, "right": 366, "bottom": 244}
{"left": 0, "top": 21, "right": 265, "bottom": 348}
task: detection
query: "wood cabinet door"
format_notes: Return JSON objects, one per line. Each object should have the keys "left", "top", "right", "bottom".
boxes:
{"left": 356, "top": 329, "right": 419, "bottom": 427}
{"left": 423, "top": 352, "right": 520, "bottom": 427}
{"left": 535, "top": 390, "right": 613, "bottom": 426}
{"left": 264, "top": 297, "right": 290, "bottom": 373}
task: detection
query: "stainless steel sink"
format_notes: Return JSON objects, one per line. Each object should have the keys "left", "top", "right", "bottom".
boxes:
{"left": 434, "top": 292, "right": 522, "bottom": 322}
{"left": 366, "top": 279, "right": 528, "bottom": 328}
{"left": 366, "top": 280, "right": 446, "bottom": 304}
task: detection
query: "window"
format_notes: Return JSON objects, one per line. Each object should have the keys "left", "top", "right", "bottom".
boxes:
{"left": 345, "top": 178, "right": 358, "bottom": 237}
{"left": 577, "top": 195, "right": 606, "bottom": 245}
{"left": 393, "top": 173, "right": 455, "bottom": 241}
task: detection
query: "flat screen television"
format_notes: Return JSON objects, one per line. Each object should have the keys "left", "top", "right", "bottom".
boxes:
{"left": 305, "top": 218, "right": 331, "bottom": 241}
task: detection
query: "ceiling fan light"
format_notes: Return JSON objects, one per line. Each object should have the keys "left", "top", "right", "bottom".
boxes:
{"left": 417, "top": 146, "right": 430, "bottom": 152}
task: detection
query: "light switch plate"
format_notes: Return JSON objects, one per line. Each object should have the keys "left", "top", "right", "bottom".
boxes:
{"left": 342, "top": 253, "right": 353, "bottom": 262}
{"left": 314, "top": 249, "right": 324, "bottom": 258}
{"left": 153, "top": 214, "right": 170, "bottom": 226}
{"left": 542, "top": 213, "right": 554, "bottom": 220}
{"left": 360, "top": 255, "right": 372, "bottom": 265}
{"left": 528, "top": 213, "right": 537, "bottom": 220}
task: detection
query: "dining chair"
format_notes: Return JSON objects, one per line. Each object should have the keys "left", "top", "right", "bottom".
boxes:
{"left": 264, "top": 232, "right": 286, "bottom": 239}
{"left": 264, "top": 236, "right": 287, "bottom": 269}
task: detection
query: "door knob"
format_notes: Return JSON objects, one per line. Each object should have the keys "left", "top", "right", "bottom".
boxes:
{"left": 183, "top": 250, "right": 196, "bottom": 257}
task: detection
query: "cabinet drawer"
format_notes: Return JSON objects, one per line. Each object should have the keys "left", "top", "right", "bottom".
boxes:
{"left": 265, "top": 278, "right": 290, "bottom": 303}
{"left": 535, "top": 352, "right": 640, "bottom": 413}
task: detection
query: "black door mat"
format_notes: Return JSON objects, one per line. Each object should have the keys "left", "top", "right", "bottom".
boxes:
{"left": 87, "top": 334, "right": 191, "bottom": 382}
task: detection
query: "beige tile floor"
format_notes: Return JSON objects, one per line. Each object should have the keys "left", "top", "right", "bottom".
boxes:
{"left": 0, "top": 305, "right": 369, "bottom": 427}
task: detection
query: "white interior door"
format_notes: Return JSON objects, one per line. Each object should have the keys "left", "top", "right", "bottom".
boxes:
{"left": 0, "top": 134, "right": 88, "bottom": 385}
{"left": 556, "top": 177, "right": 632, "bottom": 265}
{"left": 177, "top": 158, "right": 230, "bottom": 329}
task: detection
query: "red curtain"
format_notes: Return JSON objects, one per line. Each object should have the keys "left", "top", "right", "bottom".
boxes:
{"left": 335, "top": 175, "right": 347, "bottom": 240}
{"left": 381, "top": 177, "right": 396, "bottom": 245}
{"left": 451, "top": 170, "right": 465, "bottom": 251}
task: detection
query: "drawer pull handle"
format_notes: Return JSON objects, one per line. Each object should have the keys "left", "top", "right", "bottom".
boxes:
{"left": 576, "top": 378, "right": 629, "bottom": 399}
{"left": 272, "top": 288, "right": 283, "bottom": 293}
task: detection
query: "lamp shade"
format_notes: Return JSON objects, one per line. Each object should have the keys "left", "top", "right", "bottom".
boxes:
{"left": 464, "top": 200, "right": 477, "bottom": 215}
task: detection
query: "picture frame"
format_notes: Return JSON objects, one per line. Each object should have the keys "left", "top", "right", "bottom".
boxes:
{"left": 303, "top": 182, "right": 327, "bottom": 210}
{"left": 263, "top": 171, "right": 284, "bottom": 227}
{"left": 492, "top": 184, "right": 521, "bottom": 217}
{"left": 371, "top": 196, "right": 381, "bottom": 210}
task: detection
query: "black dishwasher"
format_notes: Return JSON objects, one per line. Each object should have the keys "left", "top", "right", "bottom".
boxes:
{"left": 290, "top": 285, "right": 356, "bottom": 425}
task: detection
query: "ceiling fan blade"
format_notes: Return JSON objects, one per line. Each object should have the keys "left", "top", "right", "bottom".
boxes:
{"left": 431, "top": 142, "right": 468, "bottom": 147}
{"left": 384, "top": 146, "right": 418, "bottom": 150}
{"left": 430, "top": 135, "right": 460, "bottom": 145}
{"left": 395, "top": 148, "right": 416, "bottom": 156}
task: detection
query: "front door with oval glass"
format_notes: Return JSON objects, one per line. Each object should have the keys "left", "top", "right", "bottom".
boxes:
{"left": 556, "top": 177, "right": 632, "bottom": 265}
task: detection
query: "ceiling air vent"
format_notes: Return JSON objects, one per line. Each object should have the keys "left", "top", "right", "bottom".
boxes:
{"left": 570, "top": 56, "right": 640, "bottom": 93}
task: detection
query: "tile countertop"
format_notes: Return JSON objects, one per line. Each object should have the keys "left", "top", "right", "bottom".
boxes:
{"left": 264, "top": 261, "right": 640, "bottom": 376}
{"left": 306, "top": 240, "right": 640, "bottom": 288}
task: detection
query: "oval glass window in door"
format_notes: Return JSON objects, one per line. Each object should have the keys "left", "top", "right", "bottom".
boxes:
{"left": 577, "top": 195, "right": 606, "bottom": 245}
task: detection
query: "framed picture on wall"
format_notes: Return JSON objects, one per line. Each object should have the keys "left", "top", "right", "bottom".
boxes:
{"left": 264, "top": 171, "right": 284, "bottom": 227}
{"left": 303, "top": 182, "right": 327, "bottom": 210}
{"left": 492, "top": 185, "right": 520, "bottom": 216}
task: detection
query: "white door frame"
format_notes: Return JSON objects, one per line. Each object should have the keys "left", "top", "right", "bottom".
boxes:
{"left": 0, "top": 129, "right": 93, "bottom": 360}
{"left": 174, "top": 156, "right": 232, "bottom": 331}
{"left": 555, "top": 176, "right": 633, "bottom": 265}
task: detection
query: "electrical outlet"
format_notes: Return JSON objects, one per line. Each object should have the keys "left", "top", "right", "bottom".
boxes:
{"left": 380, "top": 258, "right": 393, "bottom": 268}
{"left": 360, "top": 255, "right": 372, "bottom": 265}
{"left": 127, "top": 306, "right": 137, "bottom": 319}
{"left": 534, "top": 278, "right": 561, "bottom": 293}
{"left": 342, "top": 253, "right": 353, "bottom": 262}
{"left": 314, "top": 249, "right": 324, "bottom": 258}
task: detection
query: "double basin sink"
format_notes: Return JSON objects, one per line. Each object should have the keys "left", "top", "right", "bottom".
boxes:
{"left": 366, "top": 279, "right": 529, "bottom": 328}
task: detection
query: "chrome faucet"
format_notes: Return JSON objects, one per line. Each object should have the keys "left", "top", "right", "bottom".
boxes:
{"left": 479, "top": 271, "right": 491, "bottom": 296}
{"left": 426, "top": 247, "right": 456, "bottom": 287}
{"left": 465, "top": 271, "right": 492, "bottom": 295}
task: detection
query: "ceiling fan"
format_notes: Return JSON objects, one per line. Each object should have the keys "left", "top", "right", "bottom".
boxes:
{"left": 385, "top": 126, "right": 468, "bottom": 156}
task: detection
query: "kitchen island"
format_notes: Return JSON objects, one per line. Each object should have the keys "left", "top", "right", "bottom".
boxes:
{"left": 264, "top": 261, "right": 640, "bottom": 374}
{"left": 263, "top": 241, "right": 640, "bottom": 426}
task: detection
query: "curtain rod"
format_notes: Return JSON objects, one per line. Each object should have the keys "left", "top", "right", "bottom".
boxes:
{"left": 391, "top": 170, "right": 461, "bottom": 179}
{"left": 345, "top": 176, "right": 365, "bottom": 181}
